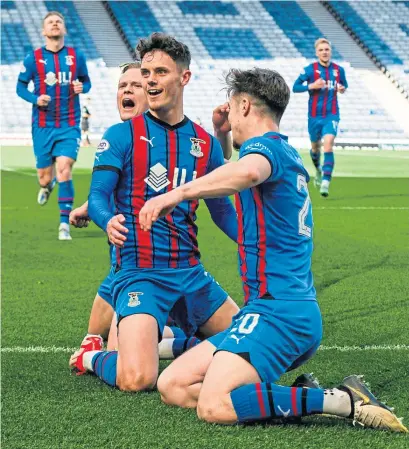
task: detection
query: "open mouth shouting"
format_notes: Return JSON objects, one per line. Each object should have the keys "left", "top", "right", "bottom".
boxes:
{"left": 122, "top": 97, "right": 135, "bottom": 110}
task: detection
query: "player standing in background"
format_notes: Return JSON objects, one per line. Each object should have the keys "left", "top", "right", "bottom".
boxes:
{"left": 71, "top": 33, "right": 240, "bottom": 391}
{"left": 293, "top": 38, "right": 347, "bottom": 197}
{"left": 81, "top": 96, "right": 92, "bottom": 147}
{"left": 69, "top": 63, "right": 196, "bottom": 363}
{"left": 139, "top": 68, "right": 406, "bottom": 433}
{"left": 16, "top": 11, "right": 91, "bottom": 240}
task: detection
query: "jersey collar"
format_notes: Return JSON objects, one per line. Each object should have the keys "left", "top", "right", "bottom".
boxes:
{"left": 263, "top": 131, "right": 288, "bottom": 141}
{"left": 146, "top": 111, "right": 189, "bottom": 130}
{"left": 43, "top": 45, "right": 66, "bottom": 54}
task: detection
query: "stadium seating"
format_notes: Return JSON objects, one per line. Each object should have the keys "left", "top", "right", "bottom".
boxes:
{"left": 1, "top": 0, "right": 407, "bottom": 140}
{"left": 261, "top": 1, "right": 343, "bottom": 60}
{"left": 107, "top": 0, "right": 163, "bottom": 51}
{"left": 328, "top": 1, "right": 409, "bottom": 94}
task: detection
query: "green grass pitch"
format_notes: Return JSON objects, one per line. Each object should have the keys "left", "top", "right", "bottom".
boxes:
{"left": 2, "top": 152, "right": 409, "bottom": 448}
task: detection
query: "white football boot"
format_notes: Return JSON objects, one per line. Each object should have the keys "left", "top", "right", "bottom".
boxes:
{"left": 341, "top": 375, "right": 408, "bottom": 433}
{"left": 37, "top": 178, "right": 57, "bottom": 206}
{"left": 320, "top": 179, "right": 330, "bottom": 197}
{"left": 58, "top": 223, "right": 72, "bottom": 241}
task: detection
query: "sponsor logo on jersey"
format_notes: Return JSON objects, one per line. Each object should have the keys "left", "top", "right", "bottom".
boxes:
{"left": 96, "top": 139, "right": 110, "bottom": 152}
{"left": 140, "top": 136, "right": 155, "bottom": 147}
{"left": 65, "top": 55, "right": 74, "bottom": 66}
{"left": 190, "top": 138, "right": 205, "bottom": 158}
{"left": 45, "top": 71, "right": 58, "bottom": 86}
{"left": 128, "top": 292, "right": 143, "bottom": 307}
{"left": 144, "top": 163, "right": 171, "bottom": 192}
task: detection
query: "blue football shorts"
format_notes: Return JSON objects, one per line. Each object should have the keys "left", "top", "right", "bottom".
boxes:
{"left": 32, "top": 126, "right": 80, "bottom": 169}
{"left": 208, "top": 299, "right": 322, "bottom": 383}
{"left": 308, "top": 116, "right": 339, "bottom": 142}
{"left": 111, "top": 264, "right": 229, "bottom": 338}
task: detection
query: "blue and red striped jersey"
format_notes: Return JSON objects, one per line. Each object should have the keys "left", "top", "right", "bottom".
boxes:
{"left": 293, "top": 61, "right": 347, "bottom": 118}
{"left": 17, "top": 46, "right": 91, "bottom": 128}
{"left": 93, "top": 112, "right": 225, "bottom": 269}
{"left": 236, "top": 132, "right": 316, "bottom": 304}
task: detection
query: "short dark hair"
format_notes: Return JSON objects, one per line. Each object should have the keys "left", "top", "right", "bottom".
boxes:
{"left": 136, "top": 33, "right": 191, "bottom": 69}
{"left": 225, "top": 68, "right": 290, "bottom": 124}
{"left": 43, "top": 11, "right": 64, "bottom": 24}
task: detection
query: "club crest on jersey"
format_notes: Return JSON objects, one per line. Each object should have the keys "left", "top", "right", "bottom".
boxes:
{"left": 128, "top": 292, "right": 143, "bottom": 307}
{"left": 333, "top": 69, "right": 338, "bottom": 77}
{"left": 190, "top": 138, "right": 205, "bottom": 158}
{"left": 45, "top": 71, "right": 57, "bottom": 86}
{"left": 65, "top": 55, "right": 74, "bottom": 66}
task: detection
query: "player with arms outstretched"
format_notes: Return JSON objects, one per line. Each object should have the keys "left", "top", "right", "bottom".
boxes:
{"left": 72, "top": 34, "right": 240, "bottom": 391}
{"left": 293, "top": 38, "right": 347, "bottom": 197}
{"left": 16, "top": 11, "right": 91, "bottom": 240}
{"left": 139, "top": 68, "right": 406, "bottom": 433}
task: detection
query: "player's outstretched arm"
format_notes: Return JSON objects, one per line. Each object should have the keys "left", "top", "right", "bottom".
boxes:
{"left": 139, "top": 154, "right": 271, "bottom": 231}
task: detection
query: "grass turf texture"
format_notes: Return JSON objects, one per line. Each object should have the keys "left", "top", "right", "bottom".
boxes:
{"left": 2, "top": 163, "right": 409, "bottom": 448}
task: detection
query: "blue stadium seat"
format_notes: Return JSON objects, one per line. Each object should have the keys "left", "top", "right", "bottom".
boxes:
{"left": 329, "top": 1, "right": 403, "bottom": 66}
{"left": 108, "top": 1, "right": 162, "bottom": 49}
{"left": 177, "top": 1, "right": 239, "bottom": 16}
{"left": 1, "top": 1, "right": 16, "bottom": 10}
{"left": 261, "top": 1, "right": 343, "bottom": 60}
{"left": 1, "top": 24, "right": 32, "bottom": 63}
{"left": 195, "top": 28, "right": 270, "bottom": 59}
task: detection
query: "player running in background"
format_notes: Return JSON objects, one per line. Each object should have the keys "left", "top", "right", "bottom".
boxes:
{"left": 72, "top": 33, "right": 240, "bottom": 391}
{"left": 81, "top": 97, "right": 92, "bottom": 147}
{"left": 16, "top": 11, "right": 91, "bottom": 240}
{"left": 293, "top": 38, "right": 347, "bottom": 197}
{"left": 139, "top": 68, "right": 406, "bottom": 433}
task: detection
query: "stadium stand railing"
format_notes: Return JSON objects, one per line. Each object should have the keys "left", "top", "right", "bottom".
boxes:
{"left": 323, "top": 1, "right": 409, "bottom": 99}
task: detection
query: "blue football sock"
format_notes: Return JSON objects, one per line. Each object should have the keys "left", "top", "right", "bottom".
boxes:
{"left": 58, "top": 180, "right": 74, "bottom": 225}
{"left": 322, "top": 152, "right": 335, "bottom": 182}
{"left": 310, "top": 150, "right": 321, "bottom": 170}
{"left": 230, "top": 383, "right": 324, "bottom": 422}
{"left": 92, "top": 351, "right": 118, "bottom": 387}
{"left": 169, "top": 326, "right": 186, "bottom": 338}
{"left": 172, "top": 337, "right": 201, "bottom": 358}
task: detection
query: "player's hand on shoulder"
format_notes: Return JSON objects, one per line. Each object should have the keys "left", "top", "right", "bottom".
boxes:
{"left": 213, "top": 103, "right": 231, "bottom": 134}
{"left": 72, "top": 80, "right": 83, "bottom": 94}
{"left": 139, "top": 190, "right": 184, "bottom": 232}
{"left": 107, "top": 214, "right": 128, "bottom": 248}
{"left": 309, "top": 78, "right": 326, "bottom": 90}
{"left": 70, "top": 204, "right": 91, "bottom": 228}
{"left": 37, "top": 95, "right": 51, "bottom": 107}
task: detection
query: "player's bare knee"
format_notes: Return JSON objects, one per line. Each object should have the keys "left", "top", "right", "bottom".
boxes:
{"left": 38, "top": 173, "right": 52, "bottom": 186}
{"left": 56, "top": 166, "right": 72, "bottom": 182}
{"left": 157, "top": 371, "right": 179, "bottom": 404}
{"left": 197, "top": 397, "right": 224, "bottom": 423}
{"left": 117, "top": 369, "right": 157, "bottom": 392}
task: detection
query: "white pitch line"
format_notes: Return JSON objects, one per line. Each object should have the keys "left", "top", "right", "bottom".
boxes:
{"left": 1, "top": 344, "right": 408, "bottom": 354}
{"left": 314, "top": 207, "right": 409, "bottom": 210}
